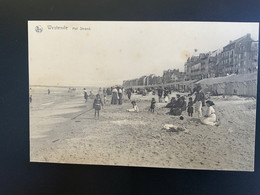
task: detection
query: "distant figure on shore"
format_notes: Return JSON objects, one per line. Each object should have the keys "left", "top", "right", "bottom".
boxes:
{"left": 48, "top": 89, "right": 50, "bottom": 95}
{"left": 127, "top": 101, "right": 139, "bottom": 112}
{"left": 106, "top": 88, "right": 112, "bottom": 95}
{"left": 201, "top": 100, "right": 217, "bottom": 126}
{"left": 93, "top": 94, "right": 103, "bottom": 119}
{"left": 103, "top": 93, "right": 107, "bottom": 105}
{"left": 158, "top": 87, "right": 163, "bottom": 103}
{"left": 126, "top": 89, "right": 132, "bottom": 100}
{"left": 193, "top": 85, "right": 205, "bottom": 118}
{"left": 150, "top": 98, "right": 156, "bottom": 113}
{"left": 29, "top": 88, "right": 32, "bottom": 103}
{"left": 187, "top": 97, "right": 194, "bottom": 117}
{"left": 89, "top": 90, "right": 93, "bottom": 98}
{"left": 103, "top": 89, "right": 107, "bottom": 105}
{"left": 118, "top": 87, "right": 123, "bottom": 105}
{"left": 111, "top": 87, "right": 118, "bottom": 105}
{"left": 84, "top": 88, "right": 88, "bottom": 102}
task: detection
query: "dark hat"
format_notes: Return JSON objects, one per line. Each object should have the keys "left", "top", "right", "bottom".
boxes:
{"left": 206, "top": 100, "right": 214, "bottom": 106}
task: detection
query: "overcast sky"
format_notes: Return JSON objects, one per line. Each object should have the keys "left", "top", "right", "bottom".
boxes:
{"left": 28, "top": 21, "right": 259, "bottom": 87}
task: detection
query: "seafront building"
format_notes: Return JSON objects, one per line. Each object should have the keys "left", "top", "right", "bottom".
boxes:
{"left": 123, "top": 34, "right": 258, "bottom": 88}
{"left": 218, "top": 34, "right": 258, "bottom": 76}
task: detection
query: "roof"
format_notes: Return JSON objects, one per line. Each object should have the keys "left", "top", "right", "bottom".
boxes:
{"left": 197, "top": 72, "right": 257, "bottom": 85}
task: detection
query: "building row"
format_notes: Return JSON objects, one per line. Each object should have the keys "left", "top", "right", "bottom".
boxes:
{"left": 123, "top": 34, "right": 258, "bottom": 88}
{"left": 185, "top": 34, "right": 258, "bottom": 81}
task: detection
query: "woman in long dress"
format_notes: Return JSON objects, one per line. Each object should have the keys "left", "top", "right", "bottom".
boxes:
{"left": 111, "top": 87, "right": 118, "bottom": 105}
{"left": 201, "top": 100, "right": 217, "bottom": 126}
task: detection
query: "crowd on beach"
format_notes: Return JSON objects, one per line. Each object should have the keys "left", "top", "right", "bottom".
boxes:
{"left": 29, "top": 84, "right": 217, "bottom": 126}
{"left": 82, "top": 84, "right": 218, "bottom": 126}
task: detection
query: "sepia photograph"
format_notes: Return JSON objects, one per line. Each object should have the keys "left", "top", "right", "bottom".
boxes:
{"left": 28, "top": 21, "right": 258, "bottom": 171}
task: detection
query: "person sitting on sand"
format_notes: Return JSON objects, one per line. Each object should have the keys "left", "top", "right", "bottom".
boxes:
{"left": 127, "top": 101, "right": 139, "bottom": 112}
{"left": 93, "top": 94, "right": 103, "bottom": 119}
{"left": 150, "top": 98, "right": 156, "bottom": 113}
{"left": 169, "top": 96, "right": 186, "bottom": 116}
{"left": 165, "top": 97, "right": 176, "bottom": 108}
{"left": 201, "top": 100, "right": 217, "bottom": 126}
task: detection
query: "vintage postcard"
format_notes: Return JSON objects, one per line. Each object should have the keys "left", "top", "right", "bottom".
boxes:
{"left": 29, "top": 21, "right": 258, "bottom": 171}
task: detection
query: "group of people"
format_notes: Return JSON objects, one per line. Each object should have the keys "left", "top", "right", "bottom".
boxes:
{"left": 157, "top": 87, "right": 171, "bottom": 103}
{"left": 86, "top": 84, "right": 218, "bottom": 125}
{"left": 83, "top": 86, "right": 124, "bottom": 119}
{"left": 111, "top": 87, "right": 124, "bottom": 105}
{"left": 146, "top": 84, "right": 217, "bottom": 126}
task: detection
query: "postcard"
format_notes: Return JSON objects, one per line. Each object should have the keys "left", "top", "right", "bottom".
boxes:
{"left": 28, "top": 21, "right": 258, "bottom": 171}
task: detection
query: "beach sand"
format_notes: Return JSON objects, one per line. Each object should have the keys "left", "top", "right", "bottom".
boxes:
{"left": 30, "top": 90, "right": 256, "bottom": 171}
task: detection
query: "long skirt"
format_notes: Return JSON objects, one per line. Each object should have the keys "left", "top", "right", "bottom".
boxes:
{"left": 195, "top": 101, "right": 202, "bottom": 117}
{"left": 118, "top": 93, "right": 123, "bottom": 105}
{"left": 111, "top": 92, "right": 118, "bottom": 105}
{"left": 201, "top": 114, "right": 217, "bottom": 126}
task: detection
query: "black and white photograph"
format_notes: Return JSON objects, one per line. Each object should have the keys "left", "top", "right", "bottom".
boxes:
{"left": 28, "top": 21, "right": 258, "bottom": 171}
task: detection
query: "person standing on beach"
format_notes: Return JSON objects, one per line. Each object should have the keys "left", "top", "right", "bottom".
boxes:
{"left": 158, "top": 87, "right": 163, "bottom": 103}
{"left": 193, "top": 85, "right": 205, "bottom": 118}
{"left": 118, "top": 87, "right": 123, "bottom": 105}
{"left": 111, "top": 87, "right": 118, "bottom": 105}
{"left": 126, "top": 89, "right": 132, "bottom": 100}
{"left": 48, "top": 89, "right": 50, "bottom": 95}
{"left": 150, "top": 98, "right": 156, "bottom": 113}
{"left": 93, "top": 94, "right": 103, "bottom": 119}
{"left": 187, "top": 97, "right": 194, "bottom": 117}
{"left": 84, "top": 88, "right": 88, "bottom": 103}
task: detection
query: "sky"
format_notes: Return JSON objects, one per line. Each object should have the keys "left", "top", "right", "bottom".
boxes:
{"left": 28, "top": 21, "right": 259, "bottom": 87}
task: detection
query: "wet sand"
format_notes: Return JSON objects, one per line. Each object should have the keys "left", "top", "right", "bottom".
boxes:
{"left": 30, "top": 92, "right": 256, "bottom": 171}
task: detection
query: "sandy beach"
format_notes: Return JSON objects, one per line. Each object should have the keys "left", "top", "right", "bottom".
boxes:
{"left": 30, "top": 88, "right": 256, "bottom": 171}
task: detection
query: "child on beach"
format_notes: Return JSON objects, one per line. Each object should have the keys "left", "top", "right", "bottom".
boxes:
{"left": 150, "top": 98, "right": 156, "bottom": 113}
{"left": 93, "top": 94, "right": 103, "bottom": 119}
{"left": 187, "top": 97, "right": 194, "bottom": 117}
{"left": 127, "top": 101, "right": 139, "bottom": 112}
